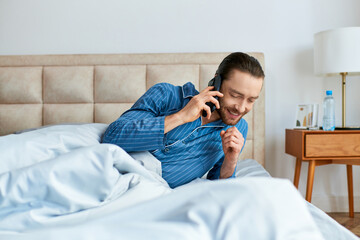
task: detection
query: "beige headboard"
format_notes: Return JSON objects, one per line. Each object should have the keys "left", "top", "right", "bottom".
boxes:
{"left": 0, "top": 52, "right": 265, "bottom": 166}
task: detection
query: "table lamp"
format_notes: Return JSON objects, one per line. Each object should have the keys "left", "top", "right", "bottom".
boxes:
{"left": 314, "top": 27, "right": 360, "bottom": 128}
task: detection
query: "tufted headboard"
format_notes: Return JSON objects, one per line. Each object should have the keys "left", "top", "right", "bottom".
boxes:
{"left": 0, "top": 52, "right": 265, "bottom": 166}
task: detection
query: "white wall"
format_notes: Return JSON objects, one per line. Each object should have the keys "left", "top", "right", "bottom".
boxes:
{"left": 1, "top": 0, "right": 360, "bottom": 212}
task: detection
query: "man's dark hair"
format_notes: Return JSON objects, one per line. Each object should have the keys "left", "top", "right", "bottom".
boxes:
{"left": 216, "top": 52, "right": 265, "bottom": 80}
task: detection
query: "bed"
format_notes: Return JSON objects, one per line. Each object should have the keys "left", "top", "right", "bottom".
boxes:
{"left": 0, "top": 53, "right": 357, "bottom": 239}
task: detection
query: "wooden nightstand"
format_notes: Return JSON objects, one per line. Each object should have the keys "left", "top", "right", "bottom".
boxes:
{"left": 285, "top": 129, "right": 360, "bottom": 217}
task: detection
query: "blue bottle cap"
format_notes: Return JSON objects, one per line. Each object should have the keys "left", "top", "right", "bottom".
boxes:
{"left": 326, "top": 90, "right": 332, "bottom": 95}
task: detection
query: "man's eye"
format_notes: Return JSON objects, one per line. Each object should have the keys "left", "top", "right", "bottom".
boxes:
{"left": 248, "top": 99, "right": 255, "bottom": 103}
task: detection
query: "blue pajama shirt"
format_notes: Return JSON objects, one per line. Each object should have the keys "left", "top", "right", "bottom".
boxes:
{"left": 102, "top": 82, "right": 248, "bottom": 188}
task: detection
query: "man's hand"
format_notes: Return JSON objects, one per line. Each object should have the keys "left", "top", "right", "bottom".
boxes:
{"left": 219, "top": 127, "right": 244, "bottom": 179}
{"left": 164, "top": 86, "right": 223, "bottom": 133}
{"left": 179, "top": 86, "right": 223, "bottom": 123}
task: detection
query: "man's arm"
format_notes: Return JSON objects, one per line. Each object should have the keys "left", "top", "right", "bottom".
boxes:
{"left": 207, "top": 124, "right": 248, "bottom": 180}
{"left": 102, "top": 83, "right": 170, "bottom": 152}
{"left": 207, "top": 157, "right": 237, "bottom": 180}
{"left": 102, "top": 83, "right": 223, "bottom": 152}
{"left": 219, "top": 127, "right": 245, "bottom": 179}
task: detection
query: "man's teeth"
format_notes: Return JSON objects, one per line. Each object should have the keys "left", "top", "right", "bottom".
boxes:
{"left": 229, "top": 110, "right": 239, "bottom": 116}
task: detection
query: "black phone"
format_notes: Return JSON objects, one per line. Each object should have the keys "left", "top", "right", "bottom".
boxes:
{"left": 202, "top": 74, "right": 222, "bottom": 117}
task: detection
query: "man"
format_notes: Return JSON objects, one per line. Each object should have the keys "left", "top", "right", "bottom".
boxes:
{"left": 102, "top": 52, "right": 264, "bottom": 188}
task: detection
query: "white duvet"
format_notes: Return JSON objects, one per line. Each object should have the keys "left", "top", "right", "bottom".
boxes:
{"left": 0, "top": 124, "right": 357, "bottom": 240}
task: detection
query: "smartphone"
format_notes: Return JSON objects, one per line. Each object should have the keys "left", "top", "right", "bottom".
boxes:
{"left": 202, "top": 74, "right": 222, "bottom": 117}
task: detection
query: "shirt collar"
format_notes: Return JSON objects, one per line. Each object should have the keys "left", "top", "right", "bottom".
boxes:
{"left": 182, "top": 82, "right": 198, "bottom": 99}
{"left": 203, "top": 119, "right": 227, "bottom": 128}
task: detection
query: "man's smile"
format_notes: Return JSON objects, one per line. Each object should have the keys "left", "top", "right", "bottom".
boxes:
{"left": 227, "top": 109, "right": 241, "bottom": 119}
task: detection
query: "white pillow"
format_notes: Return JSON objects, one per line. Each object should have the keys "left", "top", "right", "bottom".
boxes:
{"left": 129, "top": 151, "right": 162, "bottom": 177}
{"left": 0, "top": 123, "right": 108, "bottom": 175}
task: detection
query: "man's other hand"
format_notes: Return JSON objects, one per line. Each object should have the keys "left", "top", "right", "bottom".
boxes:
{"left": 219, "top": 127, "right": 244, "bottom": 178}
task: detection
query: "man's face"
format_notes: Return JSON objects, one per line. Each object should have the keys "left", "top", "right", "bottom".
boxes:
{"left": 217, "top": 69, "right": 263, "bottom": 126}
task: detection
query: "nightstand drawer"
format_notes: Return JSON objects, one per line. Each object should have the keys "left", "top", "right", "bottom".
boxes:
{"left": 306, "top": 134, "right": 360, "bottom": 157}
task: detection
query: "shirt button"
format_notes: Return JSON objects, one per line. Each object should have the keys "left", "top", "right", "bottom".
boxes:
{"left": 182, "top": 141, "right": 186, "bottom": 144}
{"left": 164, "top": 148, "right": 169, "bottom": 152}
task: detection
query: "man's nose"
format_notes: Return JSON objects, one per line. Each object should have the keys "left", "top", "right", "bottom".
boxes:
{"left": 235, "top": 101, "right": 246, "bottom": 113}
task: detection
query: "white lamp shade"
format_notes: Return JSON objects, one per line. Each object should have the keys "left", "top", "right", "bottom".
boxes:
{"left": 314, "top": 27, "right": 360, "bottom": 76}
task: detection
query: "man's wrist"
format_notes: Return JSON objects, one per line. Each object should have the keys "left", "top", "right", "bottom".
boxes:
{"left": 164, "top": 111, "right": 186, "bottom": 134}
{"left": 219, "top": 158, "right": 237, "bottom": 179}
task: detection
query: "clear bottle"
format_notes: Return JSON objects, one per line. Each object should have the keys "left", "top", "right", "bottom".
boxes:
{"left": 322, "top": 90, "right": 335, "bottom": 131}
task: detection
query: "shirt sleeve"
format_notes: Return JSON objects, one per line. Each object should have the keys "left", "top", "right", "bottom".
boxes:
{"left": 101, "top": 83, "right": 173, "bottom": 152}
{"left": 207, "top": 121, "right": 249, "bottom": 180}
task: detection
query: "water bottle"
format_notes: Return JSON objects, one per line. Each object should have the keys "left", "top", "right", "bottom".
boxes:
{"left": 322, "top": 90, "right": 335, "bottom": 131}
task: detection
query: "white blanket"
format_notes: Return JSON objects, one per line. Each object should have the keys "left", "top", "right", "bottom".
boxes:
{"left": 0, "top": 124, "right": 357, "bottom": 240}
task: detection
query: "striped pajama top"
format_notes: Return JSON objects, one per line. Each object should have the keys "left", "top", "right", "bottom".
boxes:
{"left": 102, "top": 82, "right": 248, "bottom": 188}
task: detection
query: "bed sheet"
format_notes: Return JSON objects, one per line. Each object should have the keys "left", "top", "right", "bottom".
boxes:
{"left": 235, "top": 159, "right": 359, "bottom": 240}
{"left": 0, "top": 124, "right": 358, "bottom": 240}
